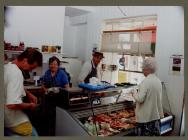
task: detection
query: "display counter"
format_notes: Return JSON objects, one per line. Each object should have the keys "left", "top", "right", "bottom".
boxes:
{"left": 23, "top": 84, "right": 174, "bottom": 136}
{"left": 55, "top": 85, "right": 174, "bottom": 136}
{"left": 56, "top": 86, "right": 137, "bottom": 136}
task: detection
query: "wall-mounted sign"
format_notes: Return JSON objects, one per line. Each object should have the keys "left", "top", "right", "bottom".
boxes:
{"left": 169, "top": 55, "right": 184, "bottom": 76}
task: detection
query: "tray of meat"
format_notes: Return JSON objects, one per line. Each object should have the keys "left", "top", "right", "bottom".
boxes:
{"left": 110, "top": 121, "right": 131, "bottom": 130}
{"left": 109, "top": 109, "right": 134, "bottom": 116}
{"left": 109, "top": 113, "right": 118, "bottom": 119}
{"left": 117, "top": 112, "right": 131, "bottom": 118}
{"left": 94, "top": 114, "right": 112, "bottom": 123}
{"left": 98, "top": 129, "right": 113, "bottom": 136}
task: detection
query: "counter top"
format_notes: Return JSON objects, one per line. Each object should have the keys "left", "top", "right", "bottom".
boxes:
{"left": 24, "top": 85, "right": 43, "bottom": 90}
{"left": 62, "top": 87, "right": 83, "bottom": 93}
{"left": 92, "top": 87, "right": 124, "bottom": 93}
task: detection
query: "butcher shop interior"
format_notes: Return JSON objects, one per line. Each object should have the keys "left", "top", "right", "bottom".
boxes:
{"left": 4, "top": 6, "right": 184, "bottom": 136}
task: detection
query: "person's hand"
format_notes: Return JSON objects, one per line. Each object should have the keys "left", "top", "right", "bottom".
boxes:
{"left": 130, "top": 88, "right": 136, "bottom": 97}
{"left": 27, "top": 92, "right": 38, "bottom": 104}
{"left": 29, "top": 103, "right": 38, "bottom": 110}
{"left": 41, "top": 85, "right": 48, "bottom": 94}
{"left": 130, "top": 88, "right": 137, "bottom": 97}
{"left": 130, "top": 91, "right": 134, "bottom": 96}
{"left": 129, "top": 90, "right": 136, "bottom": 102}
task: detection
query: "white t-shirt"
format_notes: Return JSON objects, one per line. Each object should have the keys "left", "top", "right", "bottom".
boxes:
{"left": 78, "top": 60, "right": 101, "bottom": 82}
{"left": 4, "top": 62, "right": 30, "bottom": 127}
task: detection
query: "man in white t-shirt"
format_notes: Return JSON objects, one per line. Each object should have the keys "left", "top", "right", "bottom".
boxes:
{"left": 4, "top": 48, "right": 42, "bottom": 136}
{"left": 78, "top": 51, "right": 104, "bottom": 83}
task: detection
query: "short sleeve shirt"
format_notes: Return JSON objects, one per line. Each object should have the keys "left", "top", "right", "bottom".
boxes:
{"left": 41, "top": 68, "right": 69, "bottom": 88}
{"left": 4, "top": 63, "right": 29, "bottom": 127}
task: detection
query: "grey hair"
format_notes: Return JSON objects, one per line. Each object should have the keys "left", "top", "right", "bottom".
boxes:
{"left": 142, "top": 57, "right": 157, "bottom": 73}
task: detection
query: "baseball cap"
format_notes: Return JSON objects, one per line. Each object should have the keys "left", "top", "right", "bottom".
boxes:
{"left": 93, "top": 51, "right": 104, "bottom": 58}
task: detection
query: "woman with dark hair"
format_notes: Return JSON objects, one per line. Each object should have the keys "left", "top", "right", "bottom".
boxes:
{"left": 41, "top": 56, "right": 69, "bottom": 89}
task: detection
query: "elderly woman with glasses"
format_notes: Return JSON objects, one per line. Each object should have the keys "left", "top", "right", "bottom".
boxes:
{"left": 131, "top": 57, "right": 164, "bottom": 136}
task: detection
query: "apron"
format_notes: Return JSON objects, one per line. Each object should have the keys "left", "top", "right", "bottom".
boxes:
{"left": 84, "top": 61, "right": 97, "bottom": 83}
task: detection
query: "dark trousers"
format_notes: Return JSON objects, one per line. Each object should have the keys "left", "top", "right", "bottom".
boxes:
{"left": 135, "top": 120, "right": 161, "bottom": 136}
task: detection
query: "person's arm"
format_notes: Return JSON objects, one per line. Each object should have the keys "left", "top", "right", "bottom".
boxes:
{"left": 131, "top": 81, "right": 147, "bottom": 103}
{"left": 25, "top": 89, "right": 38, "bottom": 104}
{"left": 5, "top": 67, "right": 37, "bottom": 111}
{"left": 78, "top": 62, "right": 91, "bottom": 83}
{"left": 41, "top": 84, "right": 48, "bottom": 93}
{"left": 6, "top": 102, "right": 37, "bottom": 110}
{"left": 6, "top": 89, "right": 38, "bottom": 110}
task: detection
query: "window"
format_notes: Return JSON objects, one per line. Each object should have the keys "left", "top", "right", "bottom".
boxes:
{"left": 100, "top": 15, "right": 157, "bottom": 84}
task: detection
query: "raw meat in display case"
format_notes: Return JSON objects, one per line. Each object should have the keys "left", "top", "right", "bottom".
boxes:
{"left": 87, "top": 108, "right": 136, "bottom": 136}
{"left": 56, "top": 100, "right": 137, "bottom": 136}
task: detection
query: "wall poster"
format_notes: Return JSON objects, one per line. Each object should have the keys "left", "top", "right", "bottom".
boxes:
{"left": 169, "top": 54, "right": 184, "bottom": 76}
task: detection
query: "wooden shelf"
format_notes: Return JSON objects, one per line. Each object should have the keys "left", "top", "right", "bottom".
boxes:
{"left": 4, "top": 50, "right": 23, "bottom": 53}
{"left": 119, "top": 69, "right": 143, "bottom": 73}
{"left": 4, "top": 50, "right": 64, "bottom": 55}
{"left": 42, "top": 52, "right": 64, "bottom": 55}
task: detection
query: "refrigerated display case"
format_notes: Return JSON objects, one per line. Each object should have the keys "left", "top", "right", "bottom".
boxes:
{"left": 56, "top": 86, "right": 137, "bottom": 136}
{"left": 56, "top": 101, "right": 136, "bottom": 136}
{"left": 55, "top": 82, "right": 174, "bottom": 136}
